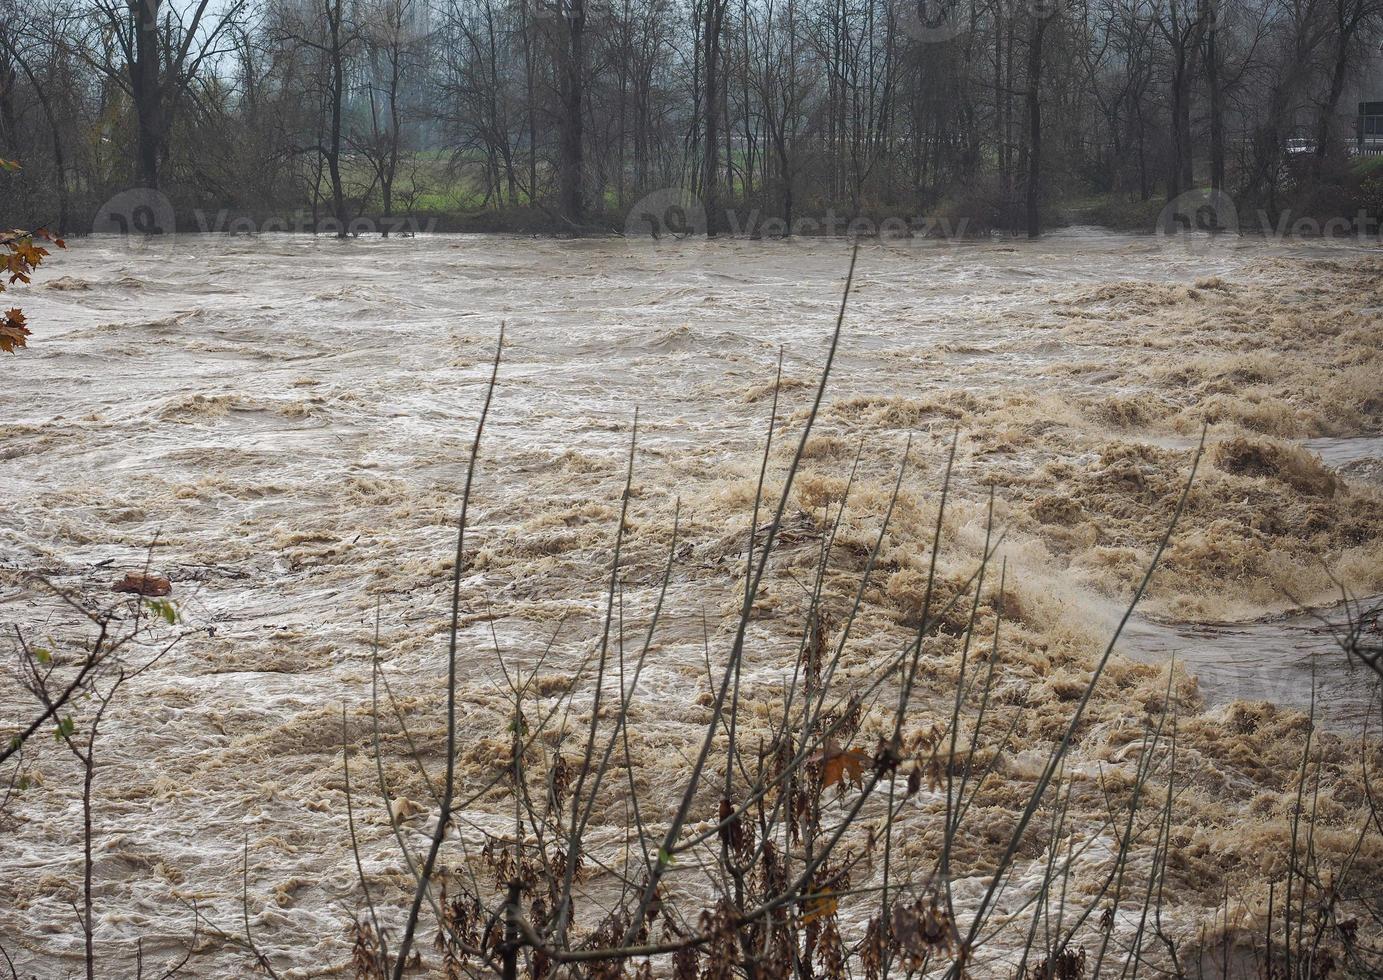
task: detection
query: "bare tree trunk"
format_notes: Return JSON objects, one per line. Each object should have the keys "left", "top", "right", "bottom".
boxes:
{"left": 387, "top": 62, "right": 401, "bottom": 217}
{"left": 723, "top": 73, "right": 732, "bottom": 207}
{"left": 1, "top": 36, "right": 70, "bottom": 232}
{"left": 994, "top": 4, "right": 1006, "bottom": 197}
{"left": 131, "top": 0, "right": 162, "bottom": 189}
{"left": 1003, "top": 9, "right": 1016, "bottom": 215}
{"left": 1314, "top": 0, "right": 1366, "bottom": 175}
{"left": 1025, "top": 13, "right": 1047, "bottom": 238}
{"left": 1135, "top": 96, "right": 1149, "bottom": 199}
{"left": 1159, "top": 0, "right": 1203, "bottom": 201}
{"left": 1204, "top": 0, "right": 1224, "bottom": 191}
{"left": 1168, "top": 46, "right": 1187, "bottom": 198}
{"left": 703, "top": 0, "right": 726, "bottom": 235}
{"left": 558, "top": 0, "right": 586, "bottom": 225}
{"left": 1314, "top": 52, "right": 1348, "bottom": 173}
{"left": 1178, "top": 43, "right": 1196, "bottom": 191}
{"left": 740, "top": 0, "right": 755, "bottom": 201}
{"left": 522, "top": 2, "right": 537, "bottom": 201}
{"left": 326, "top": 0, "right": 348, "bottom": 234}
{"left": 377, "top": 19, "right": 404, "bottom": 232}
{"left": 0, "top": 60, "right": 17, "bottom": 149}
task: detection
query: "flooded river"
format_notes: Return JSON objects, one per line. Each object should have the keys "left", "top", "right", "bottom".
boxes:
{"left": 1, "top": 230, "right": 1381, "bottom": 975}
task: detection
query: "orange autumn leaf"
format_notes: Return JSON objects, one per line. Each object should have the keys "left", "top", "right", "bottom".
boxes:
{"left": 813, "top": 740, "right": 870, "bottom": 789}
{"left": 801, "top": 890, "right": 839, "bottom": 924}
{"left": 0, "top": 205, "right": 66, "bottom": 352}
{"left": 0, "top": 308, "right": 30, "bottom": 353}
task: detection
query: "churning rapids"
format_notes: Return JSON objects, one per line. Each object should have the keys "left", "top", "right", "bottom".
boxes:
{"left": 2, "top": 230, "right": 1381, "bottom": 976}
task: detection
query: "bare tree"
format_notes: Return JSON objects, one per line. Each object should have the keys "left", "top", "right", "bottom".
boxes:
{"left": 3, "top": 572, "right": 196, "bottom": 980}
{"left": 81, "top": 0, "right": 246, "bottom": 190}
{"left": 1025, "top": 0, "right": 1053, "bottom": 236}
{"left": 356, "top": 0, "right": 427, "bottom": 228}
{"left": 1313, "top": 0, "right": 1383, "bottom": 170}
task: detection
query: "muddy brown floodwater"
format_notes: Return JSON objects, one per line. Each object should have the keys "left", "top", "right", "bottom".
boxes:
{"left": 1, "top": 230, "right": 1381, "bottom": 977}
